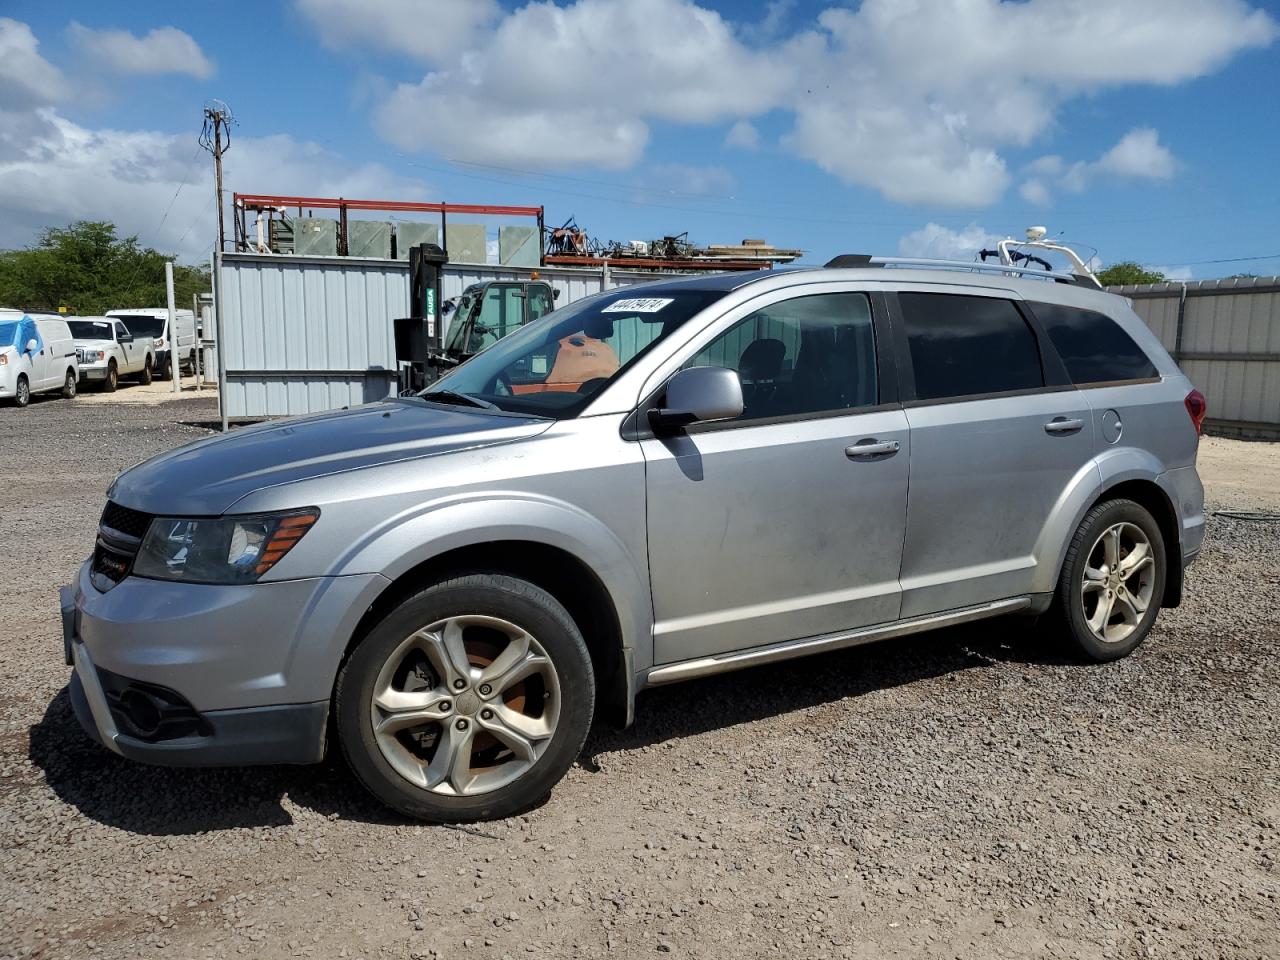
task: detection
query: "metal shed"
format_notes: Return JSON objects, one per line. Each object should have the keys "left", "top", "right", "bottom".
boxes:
{"left": 1112, "top": 275, "right": 1280, "bottom": 439}
{"left": 215, "top": 252, "right": 676, "bottom": 419}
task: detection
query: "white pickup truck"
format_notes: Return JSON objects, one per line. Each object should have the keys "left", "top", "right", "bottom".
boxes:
{"left": 68, "top": 317, "right": 154, "bottom": 392}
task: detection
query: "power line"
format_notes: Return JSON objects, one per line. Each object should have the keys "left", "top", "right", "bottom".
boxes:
{"left": 1173, "top": 252, "right": 1280, "bottom": 266}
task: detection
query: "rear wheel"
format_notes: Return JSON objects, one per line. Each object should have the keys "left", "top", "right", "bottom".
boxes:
{"left": 61, "top": 369, "right": 76, "bottom": 399}
{"left": 137, "top": 355, "right": 153, "bottom": 385}
{"left": 1052, "top": 498, "right": 1166, "bottom": 661}
{"left": 14, "top": 375, "right": 30, "bottom": 407}
{"left": 336, "top": 574, "right": 595, "bottom": 822}
{"left": 101, "top": 360, "right": 118, "bottom": 393}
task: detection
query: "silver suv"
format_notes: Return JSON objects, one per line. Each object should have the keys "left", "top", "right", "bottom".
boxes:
{"left": 60, "top": 259, "right": 1206, "bottom": 821}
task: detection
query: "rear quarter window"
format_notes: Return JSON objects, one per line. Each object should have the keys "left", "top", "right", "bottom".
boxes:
{"left": 1030, "top": 302, "right": 1159, "bottom": 385}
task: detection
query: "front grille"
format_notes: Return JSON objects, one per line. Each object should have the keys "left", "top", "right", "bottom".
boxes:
{"left": 92, "top": 501, "right": 153, "bottom": 590}
{"left": 100, "top": 502, "right": 152, "bottom": 540}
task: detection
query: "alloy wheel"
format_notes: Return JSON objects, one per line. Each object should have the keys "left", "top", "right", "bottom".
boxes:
{"left": 370, "top": 615, "right": 561, "bottom": 797}
{"left": 1080, "top": 521, "right": 1156, "bottom": 644}
{"left": 16, "top": 377, "right": 29, "bottom": 406}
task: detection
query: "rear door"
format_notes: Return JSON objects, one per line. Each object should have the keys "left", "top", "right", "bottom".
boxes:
{"left": 641, "top": 286, "right": 910, "bottom": 663}
{"left": 891, "top": 288, "right": 1095, "bottom": 617}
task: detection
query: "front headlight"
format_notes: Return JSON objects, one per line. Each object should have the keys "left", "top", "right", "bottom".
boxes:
{"left": 132, "top": 509, "right": 319, "bottom": 584}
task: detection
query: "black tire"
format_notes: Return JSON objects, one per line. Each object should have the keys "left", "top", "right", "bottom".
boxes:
{"left": 101, "top": 360, "right": 118, "bottom": 393}
{"left": 137, "top": 355, "right": 153, "bottom": 385}
{"left": 157, "top": 354, "right": 172, "bottom": 380}
{"left": 14, "top": 374, "right": 30, "bottom": 407}
{"left": 1051, "top": 498, "right": 1166, "bottom": 662}
{"left": 61, "top": 369, "right": 77, "bottom": 399}
{"left": 188, "top": 349, "right": 197, "bottom": 375}
{"left": 336, "top": 574, "right": 595, "bottom": 822}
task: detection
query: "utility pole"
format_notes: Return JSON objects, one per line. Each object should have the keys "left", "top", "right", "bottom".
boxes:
{"left": 200, "top": 100, "right": 234, "bottom": 251}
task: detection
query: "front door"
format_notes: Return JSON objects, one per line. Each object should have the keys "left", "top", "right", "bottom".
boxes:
{"left": 641, "top": 289, "right": 910, "bottom": 664}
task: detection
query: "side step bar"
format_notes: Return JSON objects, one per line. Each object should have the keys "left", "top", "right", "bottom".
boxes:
{"left": 644, "top": 596, "right": 1032, "bottom": 686}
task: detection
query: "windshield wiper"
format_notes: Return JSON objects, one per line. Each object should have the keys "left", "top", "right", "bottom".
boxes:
{"left": 419, "top": 389, "right": 500, "bottom": 411}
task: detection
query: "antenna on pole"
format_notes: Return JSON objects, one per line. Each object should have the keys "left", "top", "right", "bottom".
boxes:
{"left": 200, "top": 99, "right": 235, "bottom": 252}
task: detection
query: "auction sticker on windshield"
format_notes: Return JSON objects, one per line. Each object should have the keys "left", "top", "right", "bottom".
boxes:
{"left": 601, "top": 298, "right": 674, "bottom": 313}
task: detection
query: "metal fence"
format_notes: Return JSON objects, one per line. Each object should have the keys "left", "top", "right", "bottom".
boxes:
{"left": 1110, "top": 276, "right": 1280, "bottom": 440}
{"left": 215, "top": 252, "right": 667, "bottom": 419}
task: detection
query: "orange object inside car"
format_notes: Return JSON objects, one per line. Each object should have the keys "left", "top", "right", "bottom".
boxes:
{"left": 512, "top": 334, "right": 620, "bottom": 394}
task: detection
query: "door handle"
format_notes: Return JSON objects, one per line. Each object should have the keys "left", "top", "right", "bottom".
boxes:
{"left": 845, "top": 439, "right": 900, "bottom": 459}
{"left": 1044, "top": 417, "right": 1084, "bottom": 435}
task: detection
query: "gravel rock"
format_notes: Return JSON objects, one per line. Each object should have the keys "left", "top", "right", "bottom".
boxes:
{"left": 1, "top": 395, "right": 1277, "bottom": 959}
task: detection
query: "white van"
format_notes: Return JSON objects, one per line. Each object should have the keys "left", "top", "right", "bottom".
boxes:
{"left": 105, "top": 308, "right": 197, "bottom": 380}
{"left": 0, "top": 311, "right": 80, "bottom": 407}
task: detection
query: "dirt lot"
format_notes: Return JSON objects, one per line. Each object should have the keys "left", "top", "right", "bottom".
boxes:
{"left": 1, "top": 393, "right": 1277, "bottom": 960}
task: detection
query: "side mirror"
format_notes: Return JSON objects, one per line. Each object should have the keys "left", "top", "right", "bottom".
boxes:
{"left": 649, "top": 366, "right": 744, "bottom": 430}
{"left": 118, "top": 332, "right": 133, "bottom": 343}
{"left": 552, "top": 289, "right": 562, "bottom": 300}
{"left": 25, "top": 338, "right": 38, "bottom": 354}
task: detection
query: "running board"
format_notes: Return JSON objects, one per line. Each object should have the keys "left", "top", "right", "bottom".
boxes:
{"left": 644, "top": 596, "right": 1032, "bottom": 686}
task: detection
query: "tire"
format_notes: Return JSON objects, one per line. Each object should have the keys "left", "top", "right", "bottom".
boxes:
{"left": 1051, "top": 498, "right": 1166, "bottom": 662}
{"left": 188, "top": 350, "right": 197, "bottom": 375}
{"left": 157, "top": 354, "right": 172, "bottom": 380}
{"left": 101, "top": 360, "right": 118, "bottom": 393}
{"left": 61, "top": 369, "right": 76, "bottom": 399}
{"left": 336, "top": 574, "right": 595, "bottom": 822}
{"left": 137, "top": 355, "right": 153, "bottom": 385}
{"left": 14, "top": 374, "right": 30, "bottom": 408}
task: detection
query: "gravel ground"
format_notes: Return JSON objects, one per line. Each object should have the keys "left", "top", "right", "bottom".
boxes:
{"left": 1, "top": 394, "right": 1277, "bottom": 960}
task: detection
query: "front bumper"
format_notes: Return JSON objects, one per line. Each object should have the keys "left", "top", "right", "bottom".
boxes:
{"left": 78, "top": 362, "right": 109, "bottom": 381}
{"left": 61, "top": 562, "right": 388, "bottom": 766}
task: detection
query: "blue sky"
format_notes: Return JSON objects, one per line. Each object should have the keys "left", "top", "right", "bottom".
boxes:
{"left": 2, "top": 0, "right": 1278, "bottom": 278}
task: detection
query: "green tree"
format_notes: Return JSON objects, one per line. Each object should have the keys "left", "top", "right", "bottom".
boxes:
{"left": 0, "top": 221, "right": 209, "bottom": 315}
{"left": 1095, "top": 261, "right": 1167, "bottom": 287}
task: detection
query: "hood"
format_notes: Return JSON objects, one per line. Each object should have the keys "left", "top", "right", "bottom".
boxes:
{"left": 108, "top": 400, "right": 552, "bottom": 516}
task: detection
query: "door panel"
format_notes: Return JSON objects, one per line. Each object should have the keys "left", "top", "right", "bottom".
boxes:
{"left": 899, "top": 392, "right": 1095, "bottom": 616}
{"left": 643, "top": 410, "right": 910, "bottom": 662}
{"left": 641, "top": 288, "right": 907, "bottom": 664}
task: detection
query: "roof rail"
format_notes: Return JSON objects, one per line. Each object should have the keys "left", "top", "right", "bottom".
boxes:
{"left": 824, "top": 254, "right": 1084, "bottom": 285}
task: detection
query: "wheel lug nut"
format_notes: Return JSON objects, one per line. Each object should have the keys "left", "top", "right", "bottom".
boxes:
{"left": 455, "top": 719, "right": 468, "bottom": 731}
{"left": 440, "top": 701, "right": 451, "bottom": 712}
{"left": 453, "top": 678, "right": 466, "bottom": 690}
{"left": 480, "top": 708, "right": 493, "bottom": 720}
{"left": 479, "top": 683, "right": 492, "bottom": 696}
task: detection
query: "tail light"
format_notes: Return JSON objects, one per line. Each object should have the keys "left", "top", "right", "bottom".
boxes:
{"left": 1184, "top": 389, "right": 1207, "bottom": 436}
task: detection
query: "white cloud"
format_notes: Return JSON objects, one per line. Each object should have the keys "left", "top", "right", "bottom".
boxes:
{"left": 898, "top": 222, "right": 1001, "bottom": 261}
{"left": 1019, "top": 178, "right": 1052, "bottom": 206}
{"left": 1153, "top": 265, "right": 1195, "bottom": 281}
{"left": 312, "top": 0, "right": 1275, "bottom": 207}
{"left": 68, "top": 22, "right": 214, "bottom": 79}
{"left": 640, "top": 163, "right": 734, "bottom": 197}
{"left": 1023, "top": 127, "right": 1179, "bottom": 203}
{"left": 0, "top": 18, "right": 67, "bottom": 110}
{"left": 1096, "top": 127, "right": 1178, "bottom": 180}
{"left": 0, "top": 109, "right": 429, "bottom": 261}
{"left": 295, "top": 0, "right": 500, "bottom": 64}
{"left": 725, "top": 120, "right": 760, "bottom": 150}
{"left": 374, "top": 0, "right": 795, "bottom": 170}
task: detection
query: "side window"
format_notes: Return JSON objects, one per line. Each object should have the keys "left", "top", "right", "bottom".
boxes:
{"left": 527, "top": 286, "right": 556, "bottom": 321}
{"left": 114, "top": 322, "right": 129, "bottom": 341}
{"left": 1030, "top": 302, "right": 1159, "bottom": 385}
{"left": 684, "top": 292, "right": 877, "bottom": 422}
{"left": 898, "top": 293, "right": 1043, "bottom": 401}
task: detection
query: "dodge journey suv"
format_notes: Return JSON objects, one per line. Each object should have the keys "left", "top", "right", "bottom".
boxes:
{"left": 61, "top": 259, "right": 1206, "bottom": 821}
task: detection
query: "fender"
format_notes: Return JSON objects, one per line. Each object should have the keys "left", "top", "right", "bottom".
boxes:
{"left": 1035, "top": 445, "right": 1176, "bottom": 598}
{"left": 330, "top": 490, "right": 652, "bottom": 672}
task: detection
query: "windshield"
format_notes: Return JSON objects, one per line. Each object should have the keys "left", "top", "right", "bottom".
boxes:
{"left": 0, "top": 321, "right": 19, "bottom": 347}
{"left": 110, "top": 314, "right": 165, "bottom": 338}
{"left": 424, "top": 288, "right": 725, "bottom": 419}
{"left": 68, "top": 320, "right": 114, "bottom": 340}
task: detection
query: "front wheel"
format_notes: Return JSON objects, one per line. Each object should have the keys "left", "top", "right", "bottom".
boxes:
{"left": 1052, "top": 498, "right": 1166, "bottom": 662}
{"left": 101, "top": 361, "right": 118, "bottom": 393}
{"left": 13, "top": 375, "right": 30, "bottom": 407}
{"left": 61, "top": 369, "right": 77, "bottom": 399}
{"left": 335, "top": 574, "right": 595, "bottom": 822}
{"left": 157, "top": 354, "right": 172, "bottom": 380}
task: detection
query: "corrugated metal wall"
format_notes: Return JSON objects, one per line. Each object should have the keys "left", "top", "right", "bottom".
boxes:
{"left": 1111, "top": 276, "right": 1280, "bottom": 439}
{"left": 218, "top": 252, "right": 673, "bottom": 418}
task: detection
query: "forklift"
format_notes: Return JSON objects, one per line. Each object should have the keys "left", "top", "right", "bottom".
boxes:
{"left": 394, "top": 244, "right": 560, "bottom": 394}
